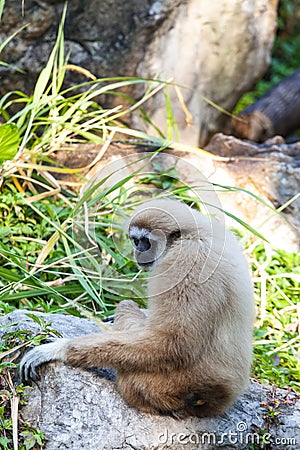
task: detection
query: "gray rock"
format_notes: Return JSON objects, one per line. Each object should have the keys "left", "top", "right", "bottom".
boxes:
{"left": 1, "top": 310, "right": 299, "bottom": 449}
{"left": 1, "top": 309, "right": 101, "bottom": 338}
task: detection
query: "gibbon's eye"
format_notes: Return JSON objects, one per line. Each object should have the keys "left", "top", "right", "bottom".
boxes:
{"left": 132, "top": 237, "right": 139, "bottom": 247}
{"left": 131, "top": 236, "right": 151, "bottom": 252}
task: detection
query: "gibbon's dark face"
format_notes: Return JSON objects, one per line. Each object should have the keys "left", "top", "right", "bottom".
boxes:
{"left": 128, "top": 200, "right": 187, "bottom": 269}
{"left": 129, "top": 226, "right": 167, "bottom": 270}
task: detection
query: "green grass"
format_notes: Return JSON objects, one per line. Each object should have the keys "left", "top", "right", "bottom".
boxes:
{"left": 250, "top": 244, "right": 300, "bottom": 390}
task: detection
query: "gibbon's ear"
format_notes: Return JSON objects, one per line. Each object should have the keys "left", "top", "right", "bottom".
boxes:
{"left": 167, "top": 229, "right": 181, "bottom": 244}
{"left": 123, "top": 215, "right": 131, "bottom": 236}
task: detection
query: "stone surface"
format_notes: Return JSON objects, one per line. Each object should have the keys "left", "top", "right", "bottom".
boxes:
{"left": 0, "top": 0, "right": 278, "bottom": 145}
{"left": 1, "top": 311, "right": 299, "bottom": 450}
{"left": 53, "top": 134, "right": 300, "bottom": 251}
{"left": 204, "top": 134, "right": 300, "bottom": 251}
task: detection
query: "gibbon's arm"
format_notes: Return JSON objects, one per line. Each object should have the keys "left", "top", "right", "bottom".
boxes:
{"left": 20, "top": 328, "right": 188, "bottom": 382}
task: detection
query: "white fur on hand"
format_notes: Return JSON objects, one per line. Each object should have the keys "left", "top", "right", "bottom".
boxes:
{"left": 20, "top": 339, "right": 69, "bottom": 382}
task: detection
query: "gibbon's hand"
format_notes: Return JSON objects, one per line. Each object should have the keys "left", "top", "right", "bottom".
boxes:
{"left": 20, "top": 339, "right": 69, "bottom": 382}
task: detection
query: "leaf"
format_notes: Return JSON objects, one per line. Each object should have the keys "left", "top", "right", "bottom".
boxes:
{"left": 0, "top": 23, "right": 29, "bottom": 54}
{"left": 0, "top": 0, "right": 4, "bottom": 21}
{"left": 0, "top": 436, "right": 12, "bottom": 447}
{"left": 0, "top": 123, "right": 20, "bottom": 162}
{"left": 25, "top": 313, "right": 50, "bottom": 329}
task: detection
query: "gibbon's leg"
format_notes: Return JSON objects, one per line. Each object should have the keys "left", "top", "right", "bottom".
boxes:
{"left": 119, "top": 377, "right": 235, "bottom": 418}
{"left": 117, "top": 371, "right": 187, "bottom": 415}
{"left": 20, "top": 327, "right": 186, "bottom": 382}
{"left": 117, "top": 371, "right": 235, "bottom": 418}
{"left": 113, "top": 300, "right": 147, "bottom": 331}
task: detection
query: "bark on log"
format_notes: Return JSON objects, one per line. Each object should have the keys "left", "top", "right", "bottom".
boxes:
{"left": 1, "top": 310, "right": 299, "bottom": 450}
{"left": 231, "top": 68, "right": 300, "bottom": 141}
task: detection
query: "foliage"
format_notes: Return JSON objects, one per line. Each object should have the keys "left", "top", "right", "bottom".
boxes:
{"left": 249, "top": 243, "right": 300, "bottom": 390}
{"left": 0, "top": 124, "right": 20, "bottom": 164}
{"left": 0, "top": 0, "right": 4, "bottom": 21}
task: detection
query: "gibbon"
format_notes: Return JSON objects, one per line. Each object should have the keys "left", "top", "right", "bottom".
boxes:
{"left": 20, "top": 199, "right": 254, "bottom": 418}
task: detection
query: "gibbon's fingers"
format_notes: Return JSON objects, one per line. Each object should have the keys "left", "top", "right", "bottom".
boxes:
{"left": 20, "top": 339, "right": 69, "bottom": 383}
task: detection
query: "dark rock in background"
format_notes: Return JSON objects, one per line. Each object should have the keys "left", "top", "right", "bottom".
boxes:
{"left": 0, "top": 0, "right": 278, "bottom": 145}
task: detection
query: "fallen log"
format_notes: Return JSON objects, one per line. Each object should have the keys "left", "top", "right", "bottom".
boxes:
{"left": 1, "top": 311, "right": 299, "bottom": 450}
{"left": 231, "top": 68, "right": 300, "bottom": 141}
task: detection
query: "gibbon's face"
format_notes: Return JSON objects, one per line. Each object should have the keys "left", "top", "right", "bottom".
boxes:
{"left": 128, "top": 200, "right": 185, "bottom": 270}
{"left": 129, "top": 225, "right": 167, "bottom": 270}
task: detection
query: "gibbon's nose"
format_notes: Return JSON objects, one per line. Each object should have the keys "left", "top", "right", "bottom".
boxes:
{"left": 135, "top": 229, "right": 167, "bottom": 266}
{"left": 136, "top": 237, "right": 151, "bottom": 253}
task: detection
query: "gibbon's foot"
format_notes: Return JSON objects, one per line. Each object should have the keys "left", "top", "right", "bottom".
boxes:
{"left": 184, "top": 392, "right": 206, "bottom": 406}
{"left": 113, "top": 300, "right": 146, "bottom": 332}
{"left": 20, "top": 339, "right": 68, "bottom": 383}
{"left": 115, "top": 299, "right": 140, "bottom": 314}
{"left": 158, "top": 408, "right": 189, "bottom": 420}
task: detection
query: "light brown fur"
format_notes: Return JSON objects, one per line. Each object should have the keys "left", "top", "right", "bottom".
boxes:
{"left": 20, "top": 199, "right": 254, "bottom": 417}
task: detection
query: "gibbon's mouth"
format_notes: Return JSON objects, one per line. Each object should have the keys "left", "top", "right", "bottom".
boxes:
{"left": 137, "top": 261, "right": 155, "bottom": 270}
